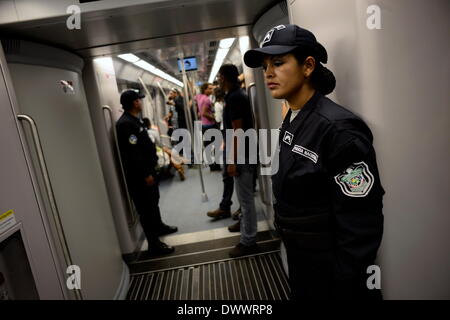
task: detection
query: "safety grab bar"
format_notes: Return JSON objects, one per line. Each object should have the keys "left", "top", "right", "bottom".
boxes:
{"left": 17, "top": 114, "right": 83, "bottom": 300}
{"left": 102, "top": 105, "right": 138, "bottom": 227}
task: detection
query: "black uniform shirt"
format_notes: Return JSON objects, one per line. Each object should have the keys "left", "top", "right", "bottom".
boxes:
{"left": 174, "top": 96, "right": 187, "bottom": 129}
{"left": 223, "top": 87, "right": 255, "bottom": 162}
{"left": 272, "top": 91, "right": 384, "bottom": 272}
{"left": 116, "top": 112, "right": 158, "bottom": 185}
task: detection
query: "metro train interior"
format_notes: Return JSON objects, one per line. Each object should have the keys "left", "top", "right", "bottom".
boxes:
{"left": 0, "top": 0, "right": 448, "bottom": 302}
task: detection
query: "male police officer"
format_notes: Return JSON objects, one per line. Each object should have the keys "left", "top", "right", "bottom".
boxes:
{"left": 116, "top": 90, "right": 177, "bottom": 255}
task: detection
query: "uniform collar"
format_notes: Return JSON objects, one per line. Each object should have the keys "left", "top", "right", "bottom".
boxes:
{"left": 281, "top": 90, "right": 322, "bottom": 134}
{"left": 125, "top": 111, "right": 142, "bottom": 123}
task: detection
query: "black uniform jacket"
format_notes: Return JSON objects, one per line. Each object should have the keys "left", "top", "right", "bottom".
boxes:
{"left": 116, "top": 112, "right": 158, "bottom": 189}
{"left": 272, "top": 91, "right": 384, "bottom": 279}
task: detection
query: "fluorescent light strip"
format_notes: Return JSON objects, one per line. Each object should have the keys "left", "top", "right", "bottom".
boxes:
{"left": 208, "top": 38, "right": 235, "bottom": 83}
{"left": 117, "top": 53, "right": 140, "bottom": 63}
{"left": 219, "top": 38, "right": 235, "bottom": 49}
{"left": 118, "top": 53, "right": 183, "bottom": 87}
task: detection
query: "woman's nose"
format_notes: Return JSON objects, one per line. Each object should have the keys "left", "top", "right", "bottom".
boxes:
{"left": 264, "top": 65, "right": 274, "bottom": 79}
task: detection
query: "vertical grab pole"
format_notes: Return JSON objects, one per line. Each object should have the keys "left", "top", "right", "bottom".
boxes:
{"left": 179, "top": 53, "right": 208, "bottom": 202}
{"left": 138, "top": 77, "right": 163, "bottom": 146}
{"left": 157, "top": 82, "right": 168, "bottom": 101}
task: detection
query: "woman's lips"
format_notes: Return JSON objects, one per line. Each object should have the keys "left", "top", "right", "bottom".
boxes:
{"left": 267, "top": 82, "right": 279, "bottom": 89}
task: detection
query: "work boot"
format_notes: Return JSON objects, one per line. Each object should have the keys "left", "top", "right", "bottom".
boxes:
{"left": 229, "top": 243, "right": 259, "bottom": 258}
{"left": 231, "top": 208, "right": 241, "bottom": 221}
{"left": 148, "top": 240, "right": 175, "bottom": 255}
{"left": 207, "top": 208, "right": 231, "bottom": 219}
{"left": 228, "top": 221, "right": 241, "bottom": 232}
{"left": 157, "top": 224, "right": 178, "bottom": 236}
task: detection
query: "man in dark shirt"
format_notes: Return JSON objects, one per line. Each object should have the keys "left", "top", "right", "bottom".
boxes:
{"left": 116, "top": 90, "right": 177, "bottom": 255}
{"left": 218, "top": 64, "right": 258, "bottom": 258}
{"left": 168, "top": 88, "right": 187, "bottom": 130}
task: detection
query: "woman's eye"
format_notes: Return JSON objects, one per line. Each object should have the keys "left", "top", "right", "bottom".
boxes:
{"left": 274, "top": 60, "right": 284, "bottom": 67}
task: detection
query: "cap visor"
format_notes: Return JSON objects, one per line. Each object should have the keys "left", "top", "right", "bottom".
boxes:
{"left": 139, "top": 94, "right": 146, "bottom": 99}
{"left": 244, "top": 45, "right": 298, "bottom": 68}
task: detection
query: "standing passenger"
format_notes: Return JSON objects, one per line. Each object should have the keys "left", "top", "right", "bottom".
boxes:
{"left": 244, "top": 24, "right": 384, "bottom": 299}
{"left": 206, "top": 87, "right": 236, "bottom": 221}
{"left": 168, "top": 88, "right": 187, "bottom": 130}
{"left": 218, "top": 64, "right": 259, "bottom": 258}
{"left": 195, "top": 82, "right": 221, "bottom": 171}
{"left": 116, "top": 90, "right": 178, "bottom": 255}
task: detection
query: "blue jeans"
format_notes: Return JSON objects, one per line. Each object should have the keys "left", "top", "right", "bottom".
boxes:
{"left": 234, "top": 164, "right": 257, "bottom": 246}
{"left": 220, "top": 130, "right": 234, "bottom": 211}
{"left": 219, "top": 163, "right": 234, "bottom": 211}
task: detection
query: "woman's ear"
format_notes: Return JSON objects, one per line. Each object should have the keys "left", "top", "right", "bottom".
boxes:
{"left": 303, "top": 56, "right": 316, "bottom": 78}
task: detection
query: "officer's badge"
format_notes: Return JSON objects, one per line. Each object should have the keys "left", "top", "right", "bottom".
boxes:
{"left": 283, "top": 131, "right": 293, "bottom": 145}
{"left": 129, "top": 135, "right": 138, "bottom": 145}
{"left": 334, "top": 162, "right": 374, "bottom": 197}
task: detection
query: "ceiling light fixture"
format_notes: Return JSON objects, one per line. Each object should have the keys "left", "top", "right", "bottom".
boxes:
{"left": 117, "top": 53, "right": 184, "bottom": 88}
{"left": 208, "top": 38, "right": 235, "bottom": 83}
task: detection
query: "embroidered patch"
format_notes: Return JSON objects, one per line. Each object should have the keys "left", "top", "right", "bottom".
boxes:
{"left": 260, "top": 25, "right": 287, "bottom": 47}
{"left": 283, "top": 131, "right": 294, "bottom": 145}
{"left": 292, "top": 145, "right": 319, "bottom": 163}
{"left": 334, "top": 162, "right": 374, "bottom": 197}
{"left": 129, "top": 135, "right": 138, "bottom": 145}
{"left": 261, "top": 30, "right": 274, "bottom": 47}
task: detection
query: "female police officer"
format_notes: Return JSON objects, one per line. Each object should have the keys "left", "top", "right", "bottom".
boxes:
{"left": 244, "top": 25, "right": 384, "bottom": 299}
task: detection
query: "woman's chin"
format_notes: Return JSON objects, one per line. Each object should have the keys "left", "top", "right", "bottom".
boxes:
{"left": 270, "top": 90, "right": 285, "bottom": 99}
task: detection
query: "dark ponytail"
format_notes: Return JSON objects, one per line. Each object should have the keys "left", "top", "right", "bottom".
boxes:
{"left": 292, "top": 47, "right": 336, "bottom": 95}
{"left": 311, "top": 63, "right": 336, "bottom": 95}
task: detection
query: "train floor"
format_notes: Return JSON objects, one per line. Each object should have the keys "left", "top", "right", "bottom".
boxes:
{"left": 140, "top": 164, "right": 271, "bottom": 248}
{"left": 125, "top": 165, "right": 290, "bottom": 300}
{"left": 126, "top": 231, "right": 290, "bottom": 300}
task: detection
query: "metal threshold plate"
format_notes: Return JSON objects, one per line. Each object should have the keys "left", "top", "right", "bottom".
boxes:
{"left": 127, "top": 251, "right": 290, "bottom": 300}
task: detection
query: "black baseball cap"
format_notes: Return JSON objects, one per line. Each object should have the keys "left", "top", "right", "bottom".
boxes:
{"left": 244, "top": 24, "right": 328, "bottom": 68}
{"left": 120, "top": 89, "right": 145, "bottom": 107}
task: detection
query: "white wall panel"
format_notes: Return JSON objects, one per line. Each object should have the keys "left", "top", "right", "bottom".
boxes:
{"left": 289, "top": 0, "right": 450, "bottom": 299}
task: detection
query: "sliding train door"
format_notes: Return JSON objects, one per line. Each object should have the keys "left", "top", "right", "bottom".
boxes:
{"left": 4, "top": 40, "right": 129, "bottom": 299}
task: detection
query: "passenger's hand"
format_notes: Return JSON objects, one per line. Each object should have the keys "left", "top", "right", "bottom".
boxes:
{"left": 227, "top": 164, "right": 239, "bottom": 177}
{"left": 145, "top": 175, "right": 155, "bottom": 186}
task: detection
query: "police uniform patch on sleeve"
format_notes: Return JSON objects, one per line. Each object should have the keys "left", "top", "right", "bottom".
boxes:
{"left": 129, "top": 135, "right": 138, "bottom": 145}
{"left": 334, "top": 162, "right": 374, "bottom": 197}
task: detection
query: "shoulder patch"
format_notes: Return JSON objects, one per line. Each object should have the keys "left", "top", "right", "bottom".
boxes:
{"left": 129, "top": 135, "right": 138, "bottom": 145}
{"left": 283, "top": 131, "right": 293, "bottom": 145}
{"left": 334, "top": 162, "right": 374, "bottom": 197}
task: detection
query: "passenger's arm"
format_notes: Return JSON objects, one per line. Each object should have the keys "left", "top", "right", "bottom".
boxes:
{"left": 227, "top": 118, "right": 243, "bottom": 176}
{"left": 200, "top": 104, "right": 216, "bottom": 121}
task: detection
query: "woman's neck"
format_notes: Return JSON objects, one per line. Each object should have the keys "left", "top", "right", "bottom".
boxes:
{"left": 287, "top": 85, "right": 316, "bottom": 111}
